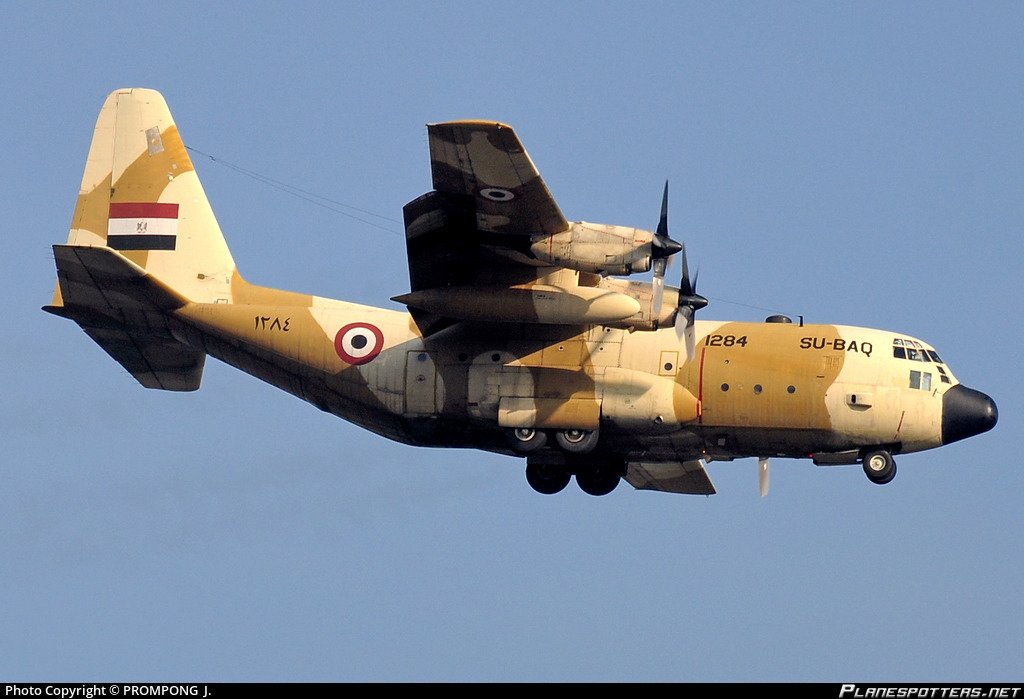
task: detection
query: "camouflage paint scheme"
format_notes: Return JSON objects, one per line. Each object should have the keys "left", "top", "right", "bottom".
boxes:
{"left": 45, "top": 89, "right": 997, "bottom": 497}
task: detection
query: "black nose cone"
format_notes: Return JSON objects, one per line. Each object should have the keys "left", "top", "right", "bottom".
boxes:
{"left": 942, "top": 385, "right": 998, "bottom": 445}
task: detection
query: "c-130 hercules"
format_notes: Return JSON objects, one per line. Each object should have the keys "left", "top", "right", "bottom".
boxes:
{"left": 45, "top": 89, "right": 997, "bottom": 497}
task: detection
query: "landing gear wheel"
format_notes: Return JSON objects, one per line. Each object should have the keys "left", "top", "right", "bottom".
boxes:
{"left": 555, "top": 428, "right": 599, "bottom": 454}
{"left": 526, "top": 462, "right": 571, "bottom": 495}
{"left": 506, "top": 427, "right": 547, "bottom": 453}
{"left": 862, "top": 449, "right": 897, "bottom": 485}
{"left": 575, "top": 463, "right": 622, "bottom": 496}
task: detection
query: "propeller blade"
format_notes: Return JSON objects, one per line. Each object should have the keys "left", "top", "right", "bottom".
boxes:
{"left": 656, "top": 181, "right": 669, "bottom": 240}
{"left": 676, "top": 250, "right": 707, "bottom": 332}
{"left": 652, "top": 181, "right": 683, "bottom": 261}
{"left": 678, "top": 242, "right": 694, "bottom": 297}
{"left": 652, "top": 181, "right": 682, "bottom": 321}
{"left": 677, "top": 307, "right": 696, "bottom": 360}
{"left": 675, "top": 305, "right": 693, "bottom": 336}
{"left": 652, "top": 268, "right": 666, "bottom": 318}
{"left": 759, "top": 457, "right": 770, "bottom": 497}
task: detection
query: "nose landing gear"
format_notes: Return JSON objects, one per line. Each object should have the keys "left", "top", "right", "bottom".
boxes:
{"left": 862, "top": 449, "right": 897, "bottom": 485}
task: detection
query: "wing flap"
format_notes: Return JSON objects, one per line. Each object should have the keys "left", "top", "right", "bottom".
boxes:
{"left": 625, "top": 460, "right": 717, "bottom": 495}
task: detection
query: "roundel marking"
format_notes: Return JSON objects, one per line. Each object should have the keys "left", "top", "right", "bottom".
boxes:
{"left": 480, "top": 187, "right": 515, "bottom": 202}
{"left": 334, "top": 322, "right": 384, "bottom": 365}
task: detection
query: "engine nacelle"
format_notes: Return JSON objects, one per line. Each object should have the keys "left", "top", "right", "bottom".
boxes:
{"left": 592, "top": 277, "right": 680, "bottom": 331}
{"left": 599, "top": 367, "right": 701, "bottom": 433}
{"left": 530, "top": 222, "right": 654, "bottom": 276}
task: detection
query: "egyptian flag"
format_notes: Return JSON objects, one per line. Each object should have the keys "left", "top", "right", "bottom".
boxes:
{"left": 107, "top": 202, "right": 179, "bottom": 251}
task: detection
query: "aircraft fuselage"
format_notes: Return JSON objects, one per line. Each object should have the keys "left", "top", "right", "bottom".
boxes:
{"left": 171, "top": 297, "right": 995, "bottom": 469}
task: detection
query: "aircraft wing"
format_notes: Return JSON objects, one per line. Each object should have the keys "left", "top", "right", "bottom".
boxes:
{"left": 402, "top": 120, "right": 572, "bottom": 297}
{"left": 398, "top": 120, "right": 672, "bottom": 334}
{"left": 624, "top": 460, "right": 717, "bottom": 495}
{"left": 428, "top": 120, "right": 568, "bottom": 237}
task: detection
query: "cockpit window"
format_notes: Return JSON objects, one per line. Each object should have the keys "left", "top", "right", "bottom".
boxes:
{"left": 893, "top": 337, "right": 942, "bottom": 364}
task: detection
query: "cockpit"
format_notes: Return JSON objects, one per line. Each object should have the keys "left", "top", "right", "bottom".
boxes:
{"left": 892, "top": 337, "right": 953, "bottom": 387}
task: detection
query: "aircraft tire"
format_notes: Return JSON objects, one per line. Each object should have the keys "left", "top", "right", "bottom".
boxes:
{"left": 526, "top": 463, "right": 571, "bottom": 495}
{"left": 507, "top": 427, "right": 547, "bottom": 453}
{"left": 575, "top": 463, "right": 621, "bottom": 496}
{"left": 862, "top": 449, "right": 896, "bottom": 485}
{"left": 555, "top": 429, "right": 599, "bottom": 454}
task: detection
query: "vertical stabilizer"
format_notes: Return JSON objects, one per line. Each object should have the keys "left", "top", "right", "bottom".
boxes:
{"left": 61, "top": 88, "right": 236, "bottom": 304}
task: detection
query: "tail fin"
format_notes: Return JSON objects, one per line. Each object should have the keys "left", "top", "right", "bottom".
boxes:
{"left": 58, "top": 87, "right": 236, "bottom": 304}
{"left": 45, "top": 88, "right": 237, "bottom": 391}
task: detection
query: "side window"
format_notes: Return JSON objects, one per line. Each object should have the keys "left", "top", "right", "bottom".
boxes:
{"left": 909, "top": 370, "right": 933, "bottom": 390}
{"left": 893, "top": 346, "right": 906, "bottom": 359}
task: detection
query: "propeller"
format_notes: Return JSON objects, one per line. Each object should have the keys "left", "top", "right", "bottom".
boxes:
{"left": 648, "top": 180, "right": 707, "bottom": 340}
{"left": 672, "top": 227, "right": 707, "bottom": 364}
{"left": 673, "top": 250, "right": 707, "bottom": 332}
{"left": 758, "top": 457, "right": 771, "bottom": 498}
{"left": 650, "top": 182, "right": 683, "bottom": 318}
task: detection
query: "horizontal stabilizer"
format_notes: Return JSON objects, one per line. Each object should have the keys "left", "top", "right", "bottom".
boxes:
{"left": 48, "top": 245, "right": 188, "bottom": 313}
{"left": 624, "top": 460, "right": 716, "bottom": 495}
{"left": 78, "top": 326, "right": 205, "bottom": 391}
{"left": 44, "top": 245, "right": 204, "bottom": 391}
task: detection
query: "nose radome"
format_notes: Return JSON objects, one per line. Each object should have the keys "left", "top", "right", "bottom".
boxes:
{"left": 942, "top": 385, "right": 998, "bottom": 445}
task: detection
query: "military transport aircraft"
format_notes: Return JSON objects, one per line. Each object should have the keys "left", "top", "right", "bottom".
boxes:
{"left": 45, "top": 88, "right": 998, "bottom": 497}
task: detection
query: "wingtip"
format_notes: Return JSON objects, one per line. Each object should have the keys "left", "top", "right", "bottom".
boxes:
{"left": 427, "top": 119, "right": 515, "bottom": 131}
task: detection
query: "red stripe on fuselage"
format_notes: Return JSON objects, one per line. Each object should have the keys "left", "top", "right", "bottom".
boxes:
{"left": 697, "top": 346, "right": 706, "bottom": 424}
{"left": 108, "top": 202, "right": 179, "bottom": 219}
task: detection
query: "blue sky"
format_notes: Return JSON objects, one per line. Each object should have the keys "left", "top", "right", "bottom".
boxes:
{"left": 2, "top": 1, "right": 1020, "bottom": 682}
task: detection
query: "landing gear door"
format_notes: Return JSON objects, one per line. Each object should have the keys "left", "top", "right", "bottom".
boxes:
{"left": 405, "top": 351, "right": 437, "bottom": 416}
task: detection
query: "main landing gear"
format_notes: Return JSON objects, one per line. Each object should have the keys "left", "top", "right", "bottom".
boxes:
{"left": 507, "top": 427, "right": 599, "bottom": 455}
{"left": 511, "top": 427, "right": 619, "bottom": 496}
{"left": 507, "top": 427, "right": 547, "bottom": 453}
{"left": 525, "top": 461, "right": 572, "bottom": 495}
{"left": 525, "top": 460, "right": 623, "bottom": 496}
{"left": 554, "top": 429, "right": 600, "bottom": 454}
{"left": 574, "top": 462, "right": 622, "bottom": 496}
{"left": 861, "top": 449, "right": 897, "bottom": 485}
